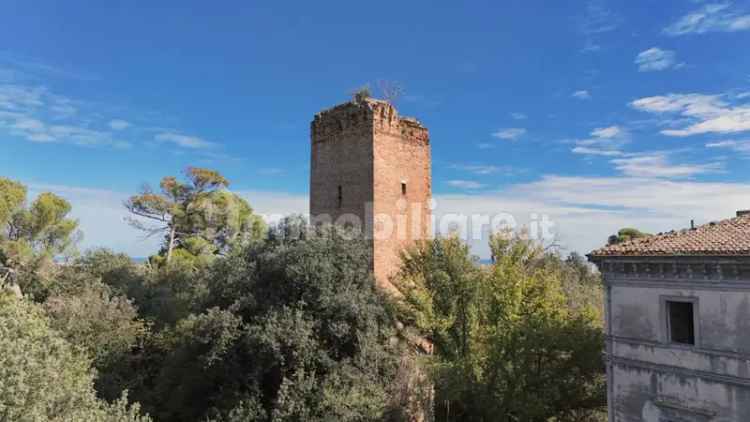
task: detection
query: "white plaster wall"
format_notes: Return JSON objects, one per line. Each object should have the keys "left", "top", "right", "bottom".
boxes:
{"left": 608, "top": 277, "right": 750, "bottom": 421}
{"left": 610, "top": 284, "right": 750, "bottom": 353}
{"left": 611, "top": 363, "right": 750, "bottom": 421}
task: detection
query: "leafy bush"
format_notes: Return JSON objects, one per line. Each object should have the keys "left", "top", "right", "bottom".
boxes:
{"left": 0, "top": 293, "right": 150, "bottom": 421}
{"left": 395, "top": 233, "right": 606, "bottom": 421}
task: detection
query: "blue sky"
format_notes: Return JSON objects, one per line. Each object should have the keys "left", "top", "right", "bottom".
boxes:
{"left": 2, "top": 0, "right": 750, "bottom": 258}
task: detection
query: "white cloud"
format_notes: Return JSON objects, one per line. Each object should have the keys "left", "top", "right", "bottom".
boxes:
{"left": 154, "top": 132, "right": 216, "bottom": 149}
{"left": 109, "top": 119, "right": 131, "bottom": 130}
{"left": 0, "top": 110, "right": 130, "bottom": 148}
{"left": 476, "top": 142, "right": 495, "bottom": 150}
{"left": 25, "top": 174, "right": 750, "bottom": 260}
{"left": 0, "top": 84, "right": 133, "bottom": 148}
{"left": 0, "top": 84, "right": 45, "bottom": 110}
{"left": 581, "top": 40, "right": 602, "bottom": 53}
{"left": 510, "top": 112, "right": 527, "bottom": 120}
{"left": 451, "top": 164, "right": 513, "bottom": 175}
{"left": 664, "top": 3, "right": 750, "bottom": 35}
{"left": 26, "top": 183, "right": 160, "bottom": 258}
{"left": 435, "top": 175, "right": 750, "bottom": 258}
{"left": 571, "top": 125, "right": 629, "bottom": 156}
{"left": 447, "top": 180, "right": 486, "bottom": 190}
{"left": 706, "top": 139, "right": 750, "bottom": 155}
{"left": 591, "top": 125, "right": 622, "bottom": 138}
{"left": 610, "top": 153, "right": 722, "bottom": 178}
{"left": 492, "top": 128, "right": 526, "bottom": 140}
{"left": 635, "top": 48, "right": 680, "bottom": 72}
{"left": 631, "top": 93, "right": 750, "bottom": 136}
{"left": 579, "top": 1, "right": 622, "bottom": 35}
{"left": 572, "top": 90, "right": 591, "bottom": 100}
{"left": 571, "top": 146, "right": 624, "bottom": 156}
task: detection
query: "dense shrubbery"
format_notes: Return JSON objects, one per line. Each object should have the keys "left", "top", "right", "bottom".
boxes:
{"left": 395, "top": 233, "right": 607, "bottom": 421}
{"left": 0, "top": 293, "right": 150, "bottom": 422}
{"left": 1, "top": 173, "right": 607, "bottom": 421}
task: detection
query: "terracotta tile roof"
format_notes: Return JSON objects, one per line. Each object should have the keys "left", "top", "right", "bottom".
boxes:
{"left": 589, "top": 213, "right": 750, "bottom": 257}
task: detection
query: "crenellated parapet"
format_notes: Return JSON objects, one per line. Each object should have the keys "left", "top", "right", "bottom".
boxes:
{"left": 311, "top": 98, "right": 429, "bottom": 145}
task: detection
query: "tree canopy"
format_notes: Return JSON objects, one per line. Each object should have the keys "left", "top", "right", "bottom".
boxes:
{"left": 607, "top": 227, "right": 651, "bottom": 245}
{"left": 0, "top": 181, "right": 79, "bottom": 270}
{"left": 0, "top": 172, "right": 608, "bottom": 422}
{"left": 0, "top": 293, "right": 150, "bottom": 422}
{"left": 125, "top": 167, "right": 265, "bottom": 266}
{"left": 395, "top": 233, "right": 606, "bottom": 421}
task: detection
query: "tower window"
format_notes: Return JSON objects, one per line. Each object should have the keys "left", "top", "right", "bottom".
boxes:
{"left": 337, "top": 185, "right": 342, "bottom": 208}
{"left": 401, "top": 182, "right": 407, "bottom": 196}
{"left": 666, "top": 300, "right": 695, "bottom": 345}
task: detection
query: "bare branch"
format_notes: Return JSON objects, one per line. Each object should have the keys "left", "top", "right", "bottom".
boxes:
{"left": 377, "top": 79, "right": 404, "bottom": 104}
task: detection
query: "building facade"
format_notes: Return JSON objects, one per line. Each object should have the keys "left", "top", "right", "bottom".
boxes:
{"left": 589, "top": 212, "right": 750, "bottom": 422}
{"left": 310, "top": 97, "right": 432, "bottom": 292}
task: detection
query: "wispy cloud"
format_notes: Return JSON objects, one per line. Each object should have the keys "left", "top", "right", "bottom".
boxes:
{"left": 0, "top": 51, "right": 98, "bottom": 81}
{"left": 0, "top": 86, "right": 130, "bottom": 148}
{"left": 578, "top": 1, "right": 622, "bottom": 34}
{"left": 0, "top": 83, "right": 130, "bottom": 148}
{"left": 635, "top": 48, "right": 682, "bottom": 72}
{"left": 577, "top": 1, "right": 622, "bottom": 53}
{"left": 572, "top": 90, "right": 591, "bottom": 100}
{"left": 447, "top": 180, "right": 486, "bottom": 190}
{"left": 438, "top": 175, "right": 750, "bottom": 257}
{"left": 154, "top": 132, "right": 216, "bottom": 149}
{"left": 0, "top": 59, "right": 234, "bottom": 157}
{"left": 571, "top": 125, "right": 629, "bottom": 156}
{"left": 510, "top": 112, "right": 527, "bottom": 120}
{"left": 451, "top": 164, "right": 514, "bottom": 175}
{"left": 109, "top": 119, "right": 131, "bottom": 130}
{"left": 631, "top": 93, "right": 750, "bottom": 136}
{"left": 492, "top": 128, "right": 526, "bottom": 141}
{"left": 664, "top": 3, "right": 750, "bottom": 35}
{"left": 611, "top": 153, "right": 722, "bottom": 178}
{"left": 706, "top": 139, "right": 750, "bottom": 155}
{"left": 581, "top": 40, "right": 602, "bottom": 53}
{"left": 571, "top": 146, "right": 623, "bottom": 156}
{"left": 26, "top": 175, "right": 750, "bottom": 260}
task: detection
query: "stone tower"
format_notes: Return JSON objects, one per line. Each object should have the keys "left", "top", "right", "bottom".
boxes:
{"left": 310, "top": 97, "right": 432, "bottom": 292}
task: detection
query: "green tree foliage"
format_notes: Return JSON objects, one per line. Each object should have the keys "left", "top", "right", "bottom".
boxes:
{"left": 0, "top": 293, "right": 151, "bottom": 422}
{"left": 41, "top": 267, "right": 149, "bottom": 400}
{"left": 0, "top": 178, "right": 80, "bottom": 301}
{"left": 127, "top": 219, "right": 404, "bottom": 422}
{"left": 0, "top": 177, "right": 26, "bottom": 228}
{"left": 0, "top": 180, "right": 79, "bottom": 271}
{"left": 125, "top": 167, "right": 265, "bottom": 266}
{"left": 395, "top": 233, "right": 606, "bottom": 422}
{"left": 607, "top": 227, "right": 651, "bottom": 245}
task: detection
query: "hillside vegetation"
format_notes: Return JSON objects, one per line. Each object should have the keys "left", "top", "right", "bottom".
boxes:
{"left": 0, "top": 170, "right": 606, "bottom": 422}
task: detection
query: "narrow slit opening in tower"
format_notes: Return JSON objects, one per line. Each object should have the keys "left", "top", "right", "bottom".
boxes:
{"left": 337, "top": 185, "right": 342, "bottom": 208}
{"left": 401, "top": 182, "right": 407, "bottom": 196}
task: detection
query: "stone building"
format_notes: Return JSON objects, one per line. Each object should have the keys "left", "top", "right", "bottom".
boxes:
{"left": 310, "top": 97, "right": 431, "bottom": 292}
{"left": 589, "top": 211, "right": 750, "bottom": 422}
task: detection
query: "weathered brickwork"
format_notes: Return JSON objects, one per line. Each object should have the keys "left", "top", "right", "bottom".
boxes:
{"left": 310, "top": 98, "right": 431, "bottom": 291}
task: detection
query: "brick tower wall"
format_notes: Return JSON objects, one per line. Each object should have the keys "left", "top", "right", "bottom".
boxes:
{"left": 310, "top": 101, "right": 375, "bottom": 236}
{"left": 371, "top": 102, "right": 431, "bottom": 288}
{"left": 310, "top": 98, "right": 431, "bottom": 292}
